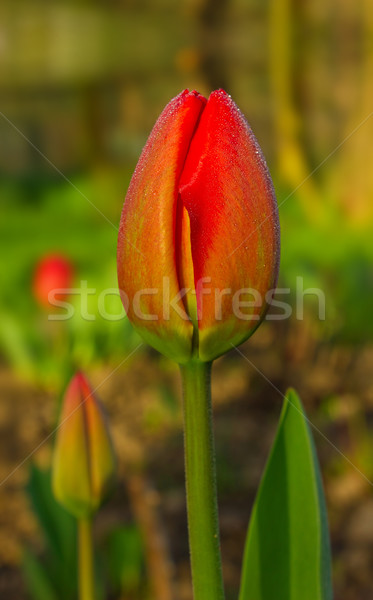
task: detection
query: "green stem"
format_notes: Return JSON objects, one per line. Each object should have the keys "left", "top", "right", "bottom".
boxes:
{"left": 180, "top": 360, "right": 225, "bottom": 600}
{"left": 78, "top": 518, "right": 95, "bottom": 600}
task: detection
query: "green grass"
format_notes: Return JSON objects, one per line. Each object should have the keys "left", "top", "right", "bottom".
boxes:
{"left": 0, "top": 172, "right": 141, "bottom": 386}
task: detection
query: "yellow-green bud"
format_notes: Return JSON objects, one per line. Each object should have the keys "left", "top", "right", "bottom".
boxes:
{"left": 52, "top": 372, "right": 116, "bottom": 519}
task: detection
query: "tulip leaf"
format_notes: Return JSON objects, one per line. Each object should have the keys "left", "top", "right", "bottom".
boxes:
{"left": 22, "top": 549, "right": 59, "bottom": 600}
{"left": 27, "top": 464, "right": 76, "bottom": 565}
{"left": 239, "top": 388, "right": 333, "bottom": 600}
{"left": 103, "top": 525, "right": 144, "bottom": 594}
{"left": 26, "top": 464, "right": 78, "bottom": 599}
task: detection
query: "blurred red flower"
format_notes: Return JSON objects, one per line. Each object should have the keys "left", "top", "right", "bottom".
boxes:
{"left": 32, "top": 254, "right": 74, "bottom": 309}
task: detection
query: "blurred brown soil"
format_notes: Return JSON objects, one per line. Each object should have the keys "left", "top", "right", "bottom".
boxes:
{"left": 0, "top": 321, "right": 373, "bottom": 599}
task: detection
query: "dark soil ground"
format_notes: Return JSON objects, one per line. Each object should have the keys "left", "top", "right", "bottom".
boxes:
{"left": 1, "top": 320, "right": 373, "bottom": 599}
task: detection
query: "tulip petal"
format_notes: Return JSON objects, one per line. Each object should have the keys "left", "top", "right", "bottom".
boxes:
{"left": 175, "top": 200, "right": 198, "bottom": 329}
{"left": 179, "top": 90, "right": 280, "bottom": 361}
{"left": 52, "top": 374, "right": 92, "bottom": 518}
{"left": 85, "top": 383, "right": 116, "bottom": 505}
{"left": 118, "top": 90, "right": 206, "bottom": 363}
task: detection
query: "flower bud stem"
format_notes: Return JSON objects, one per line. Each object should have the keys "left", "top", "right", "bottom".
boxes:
{"left": 78, "top": 518, "right": 95, "bottom": 600}
{"left": 180, "top": 360, "right": 225, "bottom": 600}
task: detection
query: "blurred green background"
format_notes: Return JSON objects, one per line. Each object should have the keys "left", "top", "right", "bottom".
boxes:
{"left": 0, "top": 1, "right": 373, "bottom": 599}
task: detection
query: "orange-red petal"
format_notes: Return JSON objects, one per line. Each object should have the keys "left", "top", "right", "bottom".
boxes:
{"left": 117, "top": 90, "right": 206, "bottom": 363}
{"left": 179, "top": 90, "right": 280, "bottom": 360}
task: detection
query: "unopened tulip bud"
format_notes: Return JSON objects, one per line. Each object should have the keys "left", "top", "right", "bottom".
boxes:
{"left": 33, "top": 254, "right": 74, "bottom": 309}
{"left": 117, "top": 89, "right": 280, "bottom": 363}
{"left": 52, "top": 373, "right": 116, "bottom": 519}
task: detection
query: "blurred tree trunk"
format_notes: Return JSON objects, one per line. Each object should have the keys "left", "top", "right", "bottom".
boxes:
{"left": 198, "top": 0, "right": 229, "bottom": 91}
{"left": 337, "top": 0, "right": 373, "bottom": 222}
{"left": 268, "top": 0, "right": 321, "bottom": 218}
{"left": 82, "top": 82, "right": 107, "bottom": 166}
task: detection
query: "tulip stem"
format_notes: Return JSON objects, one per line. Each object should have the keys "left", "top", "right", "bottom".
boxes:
{"left": 180, "top": 360, "right": 225, "bottom": 600}
{"left": 78, "top": 518, "right": 95, "bottom": 600}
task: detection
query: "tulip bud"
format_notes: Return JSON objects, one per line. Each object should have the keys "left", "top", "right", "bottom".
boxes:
{"left": 117, "top": 89, "right": 280, "bottom": 363}
{"left": 33, "top": 254, "right": 74, "bottom": 309}
{"left": 52, "top": 372, "right": 116, "bottom": 519}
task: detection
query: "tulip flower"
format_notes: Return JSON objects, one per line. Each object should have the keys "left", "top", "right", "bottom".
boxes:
{"left": 52, "top": 372, "right": 116, "bottom": 520}
{"left": 33, "top": 253, "right": 74, "bottom": 309}
{"left": 117, "top": 89, "right": 280, "bottom": 363}
{"left": 117, "top": 89, "right": 281, "bottom": 600}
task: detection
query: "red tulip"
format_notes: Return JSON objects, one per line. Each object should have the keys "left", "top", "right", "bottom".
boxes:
{"left": 52, "top": 372, "right": 116, "bottom": 519}
{"left": 33, "top": 254, "right": 74, "bottom": 309}
{"left": 117, "top": 89, "right": 280, "bottom": 363}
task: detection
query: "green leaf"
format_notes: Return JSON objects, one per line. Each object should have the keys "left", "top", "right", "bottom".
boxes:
{"left": 27, "top": 464, "right": 76, "bottom": 565}
{"left": 239, "top": 388, "right": 333, "bottom": 600}
{"left": 22, "top": 549, "right": 59, "bottom": 600}
{"left": 26, "top": 464, "right": 78, "bottom": 598}
{"left": 103, "top": 524, "right": 144, "bottom": 594}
